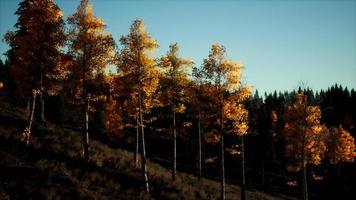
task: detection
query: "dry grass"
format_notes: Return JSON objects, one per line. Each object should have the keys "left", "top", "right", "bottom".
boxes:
{"left": 0, "top": 99, "right": 295, "bottom": 200}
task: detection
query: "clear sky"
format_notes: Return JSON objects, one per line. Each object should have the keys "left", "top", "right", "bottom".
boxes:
{"left": 1, "top": 0, "right": 355, "bottom": 94}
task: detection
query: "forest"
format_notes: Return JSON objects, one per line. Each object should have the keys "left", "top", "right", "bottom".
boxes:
{"left": 0, "top": 0, "right": 355, "bottom": 200}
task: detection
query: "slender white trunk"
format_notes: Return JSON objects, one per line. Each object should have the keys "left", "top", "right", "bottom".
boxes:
{"left": 220, "top": 135, "right": 225, "bottom": 200}
{"left": 198, "top": 113, "right": 202, "bottom": 180}
{"left": 138, "top": 89, "right": 149, "bottom": 193}
{"left": 25, "top": 93, "right": 37, "bottom": 146}
{"left": 241, "top": 135, "right": 246, "bottom": 200}
{"left": 172, "top": 109, "right": 177, "bottom": 180}
{"left": 133, "top": 113, "right": 139, "bottom": 165}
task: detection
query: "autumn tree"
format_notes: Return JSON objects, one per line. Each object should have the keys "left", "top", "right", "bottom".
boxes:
{"left": 103, "top": 73, "right": 125, "bottom": 137}
{"left": 117, "top": 19, "right": 160, "bottom": 193}
{"left": 191, "top": 66, "right": 206, "bottom": 180}
{"left": 67, "top": 0, "right": 116, "bottom": 159}
{"left": 327, "top": 126, "right": 355, "bottom": 164}
{"left": 202, "top": 43, "right": 249, "bottom": 200}
{"left": 283, "top": 93, "right": 328, "bottom": 200}
{"left": 223, "top": 86, "right": 251, "bottom": 200}
{"left": 4, "top": 0, "right": 66, "bottom": 144}
{"left": 159, "top": 43, "right": 193, "bottom": 180}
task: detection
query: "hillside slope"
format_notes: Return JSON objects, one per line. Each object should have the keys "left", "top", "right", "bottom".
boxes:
{"left": 0, "top": 99, "right": 294, "bottom": 200}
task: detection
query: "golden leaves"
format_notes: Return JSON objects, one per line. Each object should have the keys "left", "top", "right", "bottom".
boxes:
{"left": 223, "top": 101, "right": 248, "bottom": 122}
{"left": 174, "top": 103, "right": 186, "bottom": 114}
{"left": 159, "top": 43, "right": 193, "bottom": 114}
{"left": 306, "top": 106, "right": 321, "bottom": 125}
{"left": 5, "top": 0, "right": 66, "bottom": 98}
{"left": 329, "top": 126, "right": 356, "bottom": 164}
{"left": 284, "top": 92, "right": 328, "bottom": 167}
{"left": 233, "top": 122, "right": 249, "bottom": 136}
{"left": 284, "top": 93, "right": 355, "bottom": 167}
{"left": 112, "top": 19, "right": 160, "bottom": 126}
{"left": 104, "top": 99, "right": 124, "bottom": 136}
{"left": 230, "top": 86, "right": 252, "bottom": 103}
{"left": 306, "top": 138, "right": 327, "bottom": 165}
{"left": 223, "top": 99, "right": 249, "bottom": 136}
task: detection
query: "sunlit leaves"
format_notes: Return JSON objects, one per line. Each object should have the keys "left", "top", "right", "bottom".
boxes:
{"left": 203, "top": 43, "right": 244, "bottom": 92}
{"left": 117, "top": 19, "right": 159, "bottom": 115}
{"left": 104, "top": 99, "right": 124, "bottom": 136}
{"left": 67, "top": 0, "right": 116, "bottom": 100}
{"left": 284, "top": 92, "right": 328, "bottom": 167}
{"left": 202, "top": 43, "right": 251, "bottom": 139}
{"left": 328, "top": 126, "right": 356, "bottom": 164}
{"left": 4, "top": 0, "right": 66, "bottom": 98}
{"left": 159, "top": 43, "right": 193, "bottom": 115}
{"left": 223, "top": 101, "right": 249, "bottom": 135}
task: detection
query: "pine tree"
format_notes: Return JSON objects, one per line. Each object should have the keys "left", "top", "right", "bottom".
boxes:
{"left": 67, "top": 0, "right": 116, "bottom": 159}
{"left": 159, "top": 43, "right": 193, "bottom": 180}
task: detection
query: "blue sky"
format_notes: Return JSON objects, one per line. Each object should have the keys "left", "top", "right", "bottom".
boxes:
{"left": 0, "top": 0, "right": 355, "bottom": 94}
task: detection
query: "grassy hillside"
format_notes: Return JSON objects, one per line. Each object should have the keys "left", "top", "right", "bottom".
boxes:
{"left": 0, "top": 99, "right": 295, "bottom": 200}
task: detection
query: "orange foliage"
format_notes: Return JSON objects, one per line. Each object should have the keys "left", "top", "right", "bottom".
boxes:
{"left": 328, "top": 126, "right": 356, "bottom": 164}
{"left": 284, "top": 93, "right": 328, "bottom": 167}
{"left": 5, "top": 0, "right": 66, "bottom": 97}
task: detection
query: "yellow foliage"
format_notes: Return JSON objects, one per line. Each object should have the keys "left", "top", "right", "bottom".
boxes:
{"left": 67, "top": 0, "right": 116, "bottom": 104}
{"left": 328, "top": 126, "right": 356, "bottom": 164}
{"left": 5, "top": 0, "right": 66, "bottom": 98}
{"left": 202, "top": 43, "right": 251, "bottom": 139}
{"left": 113, "top": 18, "right": 160, "bottom": 133}
{"left": 283, "top": 92, "right": 328, "bottom": 167}
{"left": 104, "top": 99, "right": 124, "bottom": 136}
{"left": 159, "top": 43, "right": 193, "bottom": 115}
{"left": 174, "top": 103, "right": 186, "bottom": 113}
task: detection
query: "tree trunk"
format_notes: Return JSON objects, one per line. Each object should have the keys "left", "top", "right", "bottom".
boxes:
{"left": 133, "top": 113, "right": 139, "bottom": 165}
{"left": 303, "top": 164, "right": 308, "bottom": 200}
{"left": 172, "top": 109, "right": 177, "bottom": 181}
{"left": 302, "top": 130, "right": 308, "bottom": 200}
{"left": 25, "top": 93, "right": 37, "bottom": 146}
{"left": 82, "top": 51, "right": 89, "bottom": 160}
{"left": 241, "top": 135, "right": 246, "bottom": 200}
{"left": 198, "top": 113, "right": 202, "bottom": 180}
{"left": 138, "top": 90, "right": 150, "bottom": 193}
{"left": 82, "top": 98, "right": 89, "bottom": 160}
{"left": 221, "top": 135, "right": 225, "bottom": 200}
{"left": 40, "top": 93, "right": 45, "bottom": 122}
{"left": 262, "top": 163, "right": 265, "bottom": 191}
{"left": 40, "top": 66, "right": 45, "bottom": 122}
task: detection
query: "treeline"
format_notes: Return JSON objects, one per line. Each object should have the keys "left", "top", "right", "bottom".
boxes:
{"left": 0, "top": 1, "right": 355, "bottom": 200}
